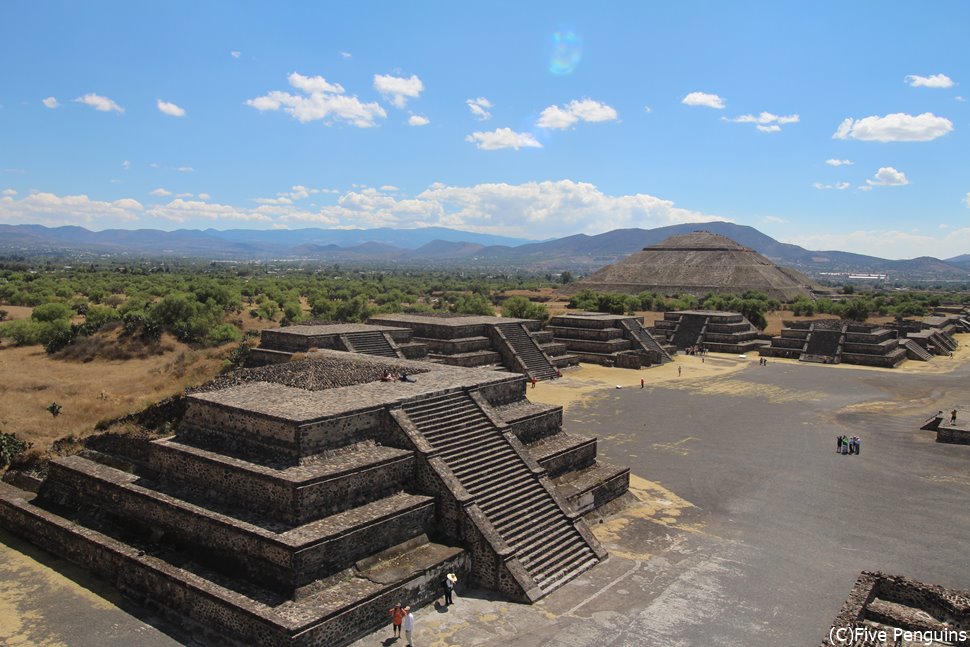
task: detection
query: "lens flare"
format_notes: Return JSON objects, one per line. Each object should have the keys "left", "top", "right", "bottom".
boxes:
{"left": 549, "top": 29, "right": 582, "bottom": 75}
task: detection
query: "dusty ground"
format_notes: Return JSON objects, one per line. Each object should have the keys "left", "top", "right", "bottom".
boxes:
{"left": 0, "top": 335, "right": 227, "bottom": 452}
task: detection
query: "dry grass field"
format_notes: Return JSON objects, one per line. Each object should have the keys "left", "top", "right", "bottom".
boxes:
{"left": 0, "top": 331, "right": 229, "bottom": 453}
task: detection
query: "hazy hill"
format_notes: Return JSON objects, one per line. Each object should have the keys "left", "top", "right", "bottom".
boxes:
{"left": 1, "top": 222, "right": 968, "bottom": 280}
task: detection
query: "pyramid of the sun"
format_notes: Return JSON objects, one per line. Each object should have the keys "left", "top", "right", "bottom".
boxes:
{"left": 566, "top": 231, "right": 817, "bottom": 301}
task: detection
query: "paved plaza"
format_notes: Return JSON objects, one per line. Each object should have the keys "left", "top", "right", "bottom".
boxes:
{"left": 3, "top": 351, "right": 970, "bottom": 646}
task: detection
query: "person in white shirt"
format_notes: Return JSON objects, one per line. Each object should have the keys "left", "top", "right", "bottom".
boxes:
{"left": 402, "top": 606, "right": 415, "bottom": 646}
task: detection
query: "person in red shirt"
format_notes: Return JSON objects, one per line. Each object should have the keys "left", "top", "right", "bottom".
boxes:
{"left": 389, "top": 602, "right": 406, "bottom": 638}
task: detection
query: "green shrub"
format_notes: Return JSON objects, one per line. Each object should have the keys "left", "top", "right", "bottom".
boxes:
{"left": 208, "top": 323, "right": 244, "bottom": 346}
{"left": 31, "top": 301, "right": 73, "bottom": 323}
{"left": 501, "top": 296, "right": 550, "bottom": 323}
{"left": 0, "top": 432, "right": 31, "bottom": 466}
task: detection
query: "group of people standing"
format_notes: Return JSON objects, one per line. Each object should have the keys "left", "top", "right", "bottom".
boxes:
{"left": 837, "top": 435, "right": 861, "bottom": 455}
{"left": 388, "top": 572, "right": 457, "bottom": 646}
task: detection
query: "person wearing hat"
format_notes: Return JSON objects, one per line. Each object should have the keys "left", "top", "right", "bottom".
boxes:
{"left": 443, "top": 572, "right": 457, "bottom": 605}
{"left": 402, "top": 606, "right": 415, "bottom": 646}
{"left": 389, "top": 602, "right": 406, "bottom": 639}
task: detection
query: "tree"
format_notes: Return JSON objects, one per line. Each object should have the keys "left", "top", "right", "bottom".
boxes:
{"left": 452, "top": 293, "right": 494, "bottom": 316}
{"left": 502, "top": 296, "right": 550, "bottom": 324}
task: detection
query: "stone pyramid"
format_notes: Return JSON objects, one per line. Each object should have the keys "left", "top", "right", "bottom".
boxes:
{"left": 566, "top": 231, "right": 817, "bottom": 301}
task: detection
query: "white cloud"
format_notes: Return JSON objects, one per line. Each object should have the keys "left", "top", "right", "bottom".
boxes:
{"left": 157, "top": 99, "right": 186, "bottom": 117}
{"left": 725, "top": 111, "right": 799, "bottom": 132}
{"left": 866, "top": 166, "right": 909, "bottom": 187}
{"left": 833, "top": 112, "right": 953, "bottom": 142}
{"left": 0, "top": 181, "right": 727, "bottom": 240}
{"left": 682, "top": 92, "right": 725, "bottom": 109}
{"left": 122, "top": 160, "right": 131, "bottom": 171}
{"left": 0, "top": 191, "right": 142, "bottom": 226}
{"left": 73, "top": 93, "right": 124, "bottom": 113}
{"left": 246, "top": 72, "right": 386, "bottom": 127}
{"left": 150, "top": 188, "right": 172, "bottom": 197}
{"left": 826, "top": 159, "right": 853, "bottom": 166}
{"left": 813, "top": 182, "right": 852, "bottom": 190}
{"left": 373, "top": 74, "right": 424, "bottom": 109}
{"left": 537, "top": 98, "right": 618, "bottom": 130}
{"left": 957, "top": 96, "right": 967, "bottom": 103}
{"left": 904, "top": 73, "right": 954, "bottom": 89}
{"left": 762, "top": 215, "right": 785, "bottom": 224}
{"left": 177, "top": 166, "right": 194, "bottom": 173}
{"left": 643, "top": 105, "right": 652, "bottom": 113}
{"left": 231, "top": 51, "right": 241, "bottom": 59}
{"left": 466, "top": 97, "right": 493, "bottom": 120}
{"left": 964, "top": 193, "right": 970, "bottom": 208}
{"left": 408, "top": 115, "right": 430, "bottom": 126}
{"left": 42, "top": 96, "right": 59, "bottom": 109}
{"left": 465, "top": 128, "right": 542, "bottom": 150}
{"left": 2, "top": 189, "right": 17, "bottom": 196}
{"left": 198, "top": 193, "right": 211, "bottom": 200}
{"left": 340, "top": 51, "right": 352, "bottom": 59}
{"left": 175, "top": 192, "right": 193, "bottom": 198}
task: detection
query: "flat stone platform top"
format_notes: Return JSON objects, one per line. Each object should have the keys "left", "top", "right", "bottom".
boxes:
{"left": 553, "top": 312, "right": 637, "bottom": 322}
{"left": 668, "top": 309, "right": 742, "bottom": 317}
{"left": 189, "top": 350, "right": 519, "bottom": 422}
{"left": 370, "top": 313, "right": 530, "bottom": 326}
{"left": 265, "top": 323, "right": 410, "bottom": 336}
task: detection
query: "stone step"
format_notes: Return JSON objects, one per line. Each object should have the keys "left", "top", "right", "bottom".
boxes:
{"left": 537, "top": 555, "right": 600, "bottom": 594}
{"left": 411, "top": 408, "right": 485, "bottom": 430}
{"left": 435, "top": 435, "right": 511, "bottom": 465}
{"left": 449, "top": 447, "right": 523, "bottom": 477}
{"left": 149, "top": 438, "right": 415, "bottom": 525}
{"left": 465, "top": 471, "right": 534, "bottom": 502}
{"left": 424, "top": 422, "right": 497, "bottom": 448}
{"left": 515, "top": 522, "right": 576, "bottom": 559}
{"left": 41, "top": 455, "right": 435, "bottom": 592}
{"left": 477, "top": 484, "right": 548, "bottom": 520}
{"left": 460, "top": 462, "right": 525, "bottom": 489}
{"left": 504, "top": 508, "right": 565, "bottom": 548}
{"left": 523, "top": 537, "right": 590, "bottom": 578}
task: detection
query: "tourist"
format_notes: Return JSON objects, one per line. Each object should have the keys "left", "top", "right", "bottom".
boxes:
{"left": 402, "top": 606, "right": 415, "bottom": 646}
{"left": 836, "top": 435, "right": 843, "bottom": 454}
{"left": 399, "top": 373, "right": 416, "bottom": 383}
{"left": 443, "top": 572, "right": 456, "bottom": 605}
{"left": 380, "top": 370, "right": 393, "bottom": 382}
{"left": 389, "top": 602, "right": 406, "bottom": 639}
{"left": 677, "top": 366, "right": 682, "bottom": 377}
{"left": 951, "top": 409, "right": 958, "bottom": 425}
{"left": 640, "top": 378, "right": 644, "bottom": 389}
{"left": 841, "top": 435, "right": 849, "bottom": 455}
{"left": 855, "top": 436, "right": 861, "bottom": 455}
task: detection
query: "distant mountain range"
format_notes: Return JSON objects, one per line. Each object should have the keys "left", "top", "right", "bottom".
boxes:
{"left": 1, "top": 222, "right": 968, "bottom": 281}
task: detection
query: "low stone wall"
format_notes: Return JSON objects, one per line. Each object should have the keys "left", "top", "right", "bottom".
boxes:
{"left": 418, "top": 336, "right": 492, "bottom": 353}
{"left": 841, "top": 351, "right": 905, "bottom": 368}
{"left": 938, "top": 427, "right": 970, "bottom": 445}
{"left": 149, "top": 440, "right": 416, "bottom": 525}
{"left": 614, "top": 353, "right": 642, "bottom": 369}
{"left": 548, "top": 325, "right": 625, "bottom": 341}
{"left": 559, "top": 338, "right": 632, "bottom": 353}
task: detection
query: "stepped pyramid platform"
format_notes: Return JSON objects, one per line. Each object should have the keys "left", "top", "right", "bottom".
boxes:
{"left": 761, "top": 320, "right": 910, "bottom": 368}
{"left": 821, "top": 571, "right": 970, "bottom": 647}
{"left": 368, "top": 313, "right": 577, "bottom": 381}
{"left": 887, "top": 315, "right": 962, "bottom": 357}
{"left": 547, "top": 312, "right": 675, "bottom": 369}
{"left": 250, "top": 322, "right": 427, "bottom": 366}
{"left": 921, "top": 412, "right": 970, "bottom": 446}
{"left": 0, "top": 350, "right": 623, "bottom": 646}
{"left": 562, "top": 231, "right": 819, "bottom": 301}
{"left": 652, "top": 310, "right": 768, "bottom": 354}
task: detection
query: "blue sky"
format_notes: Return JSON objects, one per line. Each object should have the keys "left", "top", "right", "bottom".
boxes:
{"left": 1, "top": 1, "right": 968, "bottom": 258}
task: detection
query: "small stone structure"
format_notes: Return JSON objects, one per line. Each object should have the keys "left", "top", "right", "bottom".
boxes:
{"left": 547, "top": 312, "right": 674, "bottom": 368}
{"left": 368, "top": 313, "right": 577, "bottom": 381}
{"left": 651, "top": 310, "right": 767, "bottom": 354}
{"left": 0, "top": 350, "right": 626, "bottom": 646}
{"left": 887, "top": 315, "right": 962, "bottom": 358}
{"left": 921, "top": 412, "right": 970, "bottom": 446}
{"left": 250, "top": 322, "right": 427, "bottom": 365}
{"left": 821, "top": 571, "right": 970, "bottom": 646}
{"left": 760, "top": 318, "right": 963, "bottom": 367}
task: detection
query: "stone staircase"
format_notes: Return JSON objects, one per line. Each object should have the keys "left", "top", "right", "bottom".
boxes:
{"left": 902, "top": 339, "right": 933, "bottom": 361}
{"left": 342, "top": 331, "right": 403, "bottom": 358}
{"left": 801, "top": 324, "right": 845, "bottom": 363}
{"left": 400, "top": 391, "right": 599, "bottom": 594}
{"left": 495, "top": 323, "right": 559, "bottom": 381}
{"left": 618, "top": 318, "right": 673, "bottom": 363}
{"left": 671, "top": 315, "right": 708, "bottom": 349}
